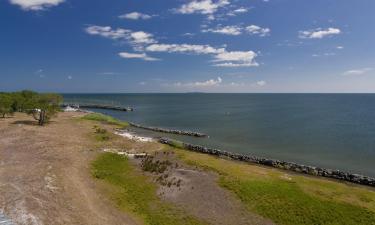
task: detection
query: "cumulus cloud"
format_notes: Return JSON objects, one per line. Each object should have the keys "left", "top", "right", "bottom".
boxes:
{"left": 213, "top": 51, "right": 259, "bottom": 67}
{"left": 203, "top": 24, "right": 270, "bottom": 36}
{"left": 129, "top": 31, "right": 156, "bottom": 44}
{"left": 86, "top": 25, "right": 258, "bottom": 67}
{"left": 342, "top": 68, "right": 373, "bottom": 76}
{"left": 299, "top": 27, "right": 341, "bottom": 39}
{"left": 175, "top": 0, "right": 229, "bottom": 15}
{"left": 118, "top": 52, "right": 160, "bottom": 61}
{"left": 229, "top": 7, "right": 248, "bottom": 15}
{"left": 146, "top": 43, "right": 224, "bottom": 54}
{"left": 245, "top": 25, "right": 271, "bottom": 37}
{"left": 85, "top": 25, "right": 156, "bottom": 46}
{"left": 256, "top": 80, "right": 266, "bottom": 86}
{"left": 9, "top": 0, "right": 64, "bottom": 10}
{"left": 85, "top": 26, "right": 130, "bottom": 40}
{"left": 202, "top": 25, "right": 242, "bottom": 35}
{"left": 119, "top": 12, "right": 153, "bottom": 20}
{"left": 174, "top": 77, "right": 223, "bottom": 87}
{"left": 194, "top": 77, "right": 222, "bottom": 86}
{"left": 146, "top": 44, "right": 258, "bottom": 67}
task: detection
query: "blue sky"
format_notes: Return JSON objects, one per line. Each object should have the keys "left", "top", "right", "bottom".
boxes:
{"left": 1, "top": 0, "right": 374, "bottom": 93}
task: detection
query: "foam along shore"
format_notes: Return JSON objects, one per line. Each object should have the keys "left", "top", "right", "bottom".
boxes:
{"left": 128, "top": 122, "right": 208, "bottom": 137}
{"left": 159, "top": 137, "right": 375, "bottom": 187}
{"left": 114, "top": 130, "right": 154, "bottom": 142}
{"left": 61, "top": 103, "right": 134, "bottom": 112}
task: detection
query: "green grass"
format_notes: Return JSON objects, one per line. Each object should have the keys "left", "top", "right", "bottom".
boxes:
{"left": 173, "top": 147, "right": 375, "bottom": 225}
{"left": 82, "top": 113, "right": 129, "bottom": 127}
{"left": 91, "top": 153, "right": 206, "bottom": 225}
{"left": 167, "top": 139, "right": 185, "bottom": 149}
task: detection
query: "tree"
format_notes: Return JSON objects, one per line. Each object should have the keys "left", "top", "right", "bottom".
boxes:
{"left": 0, "top": 93, "right": 14, "bottom": 118}
{"left": 11, "top": 90, "right": 38, "bottom": 112}
{"left": 27, "top": 93, "right": 63, "bottom": 126}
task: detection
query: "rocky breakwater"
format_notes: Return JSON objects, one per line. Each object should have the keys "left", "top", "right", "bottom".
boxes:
{"left": 159, "top": 137, "right": 375, "bottom": 187}
{"left": 129, "top": 122, "right": 208, "bottom": 137}
{"left": 61, "top": 103, "right": 133, "bottom": 112}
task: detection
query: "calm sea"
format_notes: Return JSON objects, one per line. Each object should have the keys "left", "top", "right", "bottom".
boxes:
{"left": 63, "top": 93, "right": 375, "bottom": 177}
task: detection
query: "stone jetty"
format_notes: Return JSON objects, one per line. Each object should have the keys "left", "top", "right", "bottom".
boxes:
{"left": 159, "top": 137, "right": 375, "bottom": 187}
{"left": 129, "top": 122, "right": 208, "bottom": 137}
{"left": 61, "top": 103, "right": 133, "bottom": 112}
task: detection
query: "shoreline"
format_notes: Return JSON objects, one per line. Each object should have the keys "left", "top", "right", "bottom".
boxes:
{"left": 158, "top": 137, "right": 375, "bottom": 187}
{"left": 61, "top": 103, "right": 134, "bottom": 112}
{"left": 128, "top": 122, "right": 208, "bottom": 137}
{"left": 82, "top": 110, "right": 375, "bottom": 187}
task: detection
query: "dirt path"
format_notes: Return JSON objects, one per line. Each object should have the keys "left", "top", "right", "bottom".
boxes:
{"left": 0, "top": 113, "right": 137, "bottom": 225}
{"left": 0, "top": 112, "right": 274, "bottom": 225}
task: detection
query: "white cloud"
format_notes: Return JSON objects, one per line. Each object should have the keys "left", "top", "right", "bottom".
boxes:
{"left": 118, "top": 52, "right": 160, "bottom": 61}
{"left": 256, "top": 80, "right": 266, "bottom": 86}
{"left": 67, "top": 75, "right": 72, "bottom": 80}
{"left": 129, "top": 31, "right": 156, "bottom": 44}
{"left": 119, "top": 12, "right": 152, "bottom": 20}
{"left": 146, "top": 43, "right": 224, "bottom": 54}
{"left": 86, "top": 25, "right": 258, "bottom": 67}
{"left": 232, "top": 7, "right": 248, "bottom": 13}
{"left": 245, "top": 25, "right": 271, "bottom": 37}
{"left": 203, "top": 24, "right": 270, "bottom": 36}
{"left": 174, "top": 77, "right": 223, "bottom": 87}
{"left": 9, "top": 0, "right": 64, "bottom": 10}
{"left": 343, "top": 68, "right": 373, "bottom": 76}
{"left": 146, "top": 44, "right": 258, "bottom": 67}
{"left": 227, "top": 7, "right": 249, "bottom": 16}
{"left": 193, "top": 77, "right": 222, "bottom": 86}
{"left": 175, "top": 0, "right": 229, "bottom": 15}
{"left": 182, "top": 32, "right": 196, "bottom": 37}
{"left": 203, "top": 25, "right": 242, "bottom": 35}
{"left": 299, "top": 27, "right": 341, "bottom": 39}
{"left": 336, "top": 46, "right": 344, "bottom": 49}
{"left": 85, "top": 26, "right": 156, "bottom": 46}
{"left": 213, "top": 51, "right": 258, "bottom": 67}
{"left": 85, "top": 26, "right": 130, "bottom": 40}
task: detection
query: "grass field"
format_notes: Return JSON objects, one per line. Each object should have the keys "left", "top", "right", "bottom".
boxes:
{"left": 174, "top": 148, "right": 375, "bottom": 225}
{"left": 82, "top": 113, "right": 129, "bottom": 127}
{"left": 91, "top": 153, "right": 206, "bottom": 225}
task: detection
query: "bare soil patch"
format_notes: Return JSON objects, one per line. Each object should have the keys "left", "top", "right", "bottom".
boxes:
{"left": 0, "top": 113, "right": 137, "bottom": 225}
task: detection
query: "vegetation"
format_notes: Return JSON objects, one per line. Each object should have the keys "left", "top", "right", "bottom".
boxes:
{"left": 93, "top": 125, "right": 111, "bottom": 141}
{"left": 174, "top": 147, "right": 375, "bottom": 225}
{"left": 0, "top": 90, "right": 62, "bottom": 125}
{"left": 141, "top": 156, "right": 173, "bottom": 174}
{"left": 91, "top": 153, "right": 205, "bottom": 225}
{"left": 82, "top": 113, "right": 129, "bottom": 127}
{"left": 0, "top": 93, "right": 14, "bottom": 117}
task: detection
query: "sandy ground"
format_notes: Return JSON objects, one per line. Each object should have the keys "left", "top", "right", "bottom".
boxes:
{"left": 0, "top": 112, "right": 137, "bottom": 225}
{"left": 138, "top": 152, "right": 274, "bottom": 225}
{"left": 0, "top": 112, "right": 273, "bottom": 225}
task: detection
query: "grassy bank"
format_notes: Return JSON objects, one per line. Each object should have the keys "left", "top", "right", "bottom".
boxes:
{"left": 173, "top": 147, "right": 375, "bottom": 225}
{"left": 91, "top": 153, "right": 206, "bottom": 225}
{"left": 82, "top": 113, "right": 129, "bottom": 127}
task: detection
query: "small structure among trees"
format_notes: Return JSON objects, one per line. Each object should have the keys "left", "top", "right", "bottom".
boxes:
{"left": 0, "top": 90, "right": 62, "bottom": 125}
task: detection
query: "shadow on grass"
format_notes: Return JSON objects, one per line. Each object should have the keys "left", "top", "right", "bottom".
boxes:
{"left": 12, "top": 120, "right": 39, "bottom": 126}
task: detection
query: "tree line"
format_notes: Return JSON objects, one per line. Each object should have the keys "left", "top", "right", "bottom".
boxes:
{"left": 0, "top": 90, "right": 62, "bottom": 125}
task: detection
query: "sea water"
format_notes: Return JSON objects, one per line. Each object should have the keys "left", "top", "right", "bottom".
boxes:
{"left": 63, "top": 93, "right": 375, "bottom": 177}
